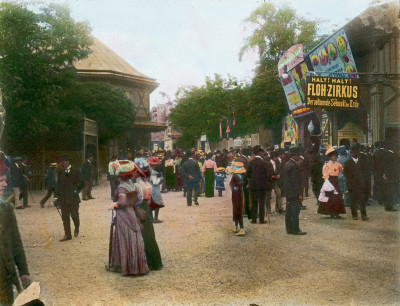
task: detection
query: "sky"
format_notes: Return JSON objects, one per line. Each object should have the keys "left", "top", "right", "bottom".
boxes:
{"left": 13, "top": 0, "right": 380, "bottom": 107}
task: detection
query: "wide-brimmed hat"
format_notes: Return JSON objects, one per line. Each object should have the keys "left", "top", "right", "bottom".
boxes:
{"left": 193, "top": 153, "right": 200, "bottom": 159}
{"left": 133, "top": 163, "right": 146, "bottom": 177}
{"left": 217, "top": 167, "right": 225, "bottom": 172}
{"left": 325, "top": 146, "right": 338, "bottom": 156}
{"left": 117, "top": 163, "right": 135, "bottom": 177}
{"left": 173, "top": 148, "right": 183, "bottom": 156}
{"left": 147, "top": 156, "right": 161, "bottom": 165}
{"left": 50, "top": 163, "right": 58, "bottom": 167}
{"left": 231, "top": 162, "right": 246, "bottom": 174}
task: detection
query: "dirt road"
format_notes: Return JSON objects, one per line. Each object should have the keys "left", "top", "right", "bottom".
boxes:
{"left": 14, "top": 180, "right": 400, "bottom": 305}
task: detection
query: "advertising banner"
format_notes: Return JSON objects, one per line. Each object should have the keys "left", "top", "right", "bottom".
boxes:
{"left": 308, "top": 29, "right": 358, "bottom": 78}
{"left": 279, "top": 45, "right": 313, "bottom": 118}
{"left": 306, "top": 76, "right": 360, "bottom": 110}
{"left": 282, "top": 114, "right": 299, "bottom": 144}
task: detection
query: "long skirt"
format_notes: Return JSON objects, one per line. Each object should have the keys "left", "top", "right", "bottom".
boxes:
{"left": 110, "top": 207, "right": 149, "bottom": 275}
{"left": 318, "top": 176, "right": 346, "bottom": 215}
{"left": 204, "top": 168, "right": 215, "bottom": 197}
{"left": 318, "top": 194, "right": 346, "bottom": 215}
{"left": 165, "top": 166, "right": 175, "bottom": 190}
{"left": 232, "top": 189, "right": 243, "bottom": 222}
{"left": 140, "top": 200, "right": 163, "bottom": 270}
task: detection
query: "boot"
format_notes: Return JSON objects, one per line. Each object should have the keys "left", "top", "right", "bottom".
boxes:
{"left": 235, "top": 229, "right": 245, "bottom": 236}
{"left": 59, "top": 235, "right": 72, "bottom": 242}
{"left": 232, "top": 225, "right": 238, "bottom": 233}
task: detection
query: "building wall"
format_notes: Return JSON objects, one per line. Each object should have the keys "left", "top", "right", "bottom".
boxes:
{"left": 357, "top": 33, "right": 399, "bottom": 146}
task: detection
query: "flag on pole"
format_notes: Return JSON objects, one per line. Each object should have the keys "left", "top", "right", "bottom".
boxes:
{"left": 219, "top": 121, "right": 222, "bottom": 139}
{"left": 226, "top": 119, "right": 230, "bottom": 133}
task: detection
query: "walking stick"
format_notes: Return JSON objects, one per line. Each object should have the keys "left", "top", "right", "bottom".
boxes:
{"left": 53, "top": 198, "right": 62, "bottom": 218}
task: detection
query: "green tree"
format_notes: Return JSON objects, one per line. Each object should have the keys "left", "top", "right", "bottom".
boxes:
{"left": 240, "top": 3, "right": 318, "bottom": 62}
{"left": 239, "top": 3, "right": 319, "bottom": 142}
{"left": 0, "top": 3, "right": 92, "bottom": 108}
{"left": 0, "top": 3, "right": 93, "bottom": 152}
{"left": 0, "top": 3, "right": 135, "bottom": 153}
{"left": 64, "top": 82, "right": 136, "bottom": 147}
{"left": 170, "top": 75, "right": 250, "bottom": 149}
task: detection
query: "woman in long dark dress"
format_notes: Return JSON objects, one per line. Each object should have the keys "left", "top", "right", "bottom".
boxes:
{"left": 318, "top": 147, "right": 346, "bottom": 219}
{"left": 133, "top": 163, "right": 163, "bottom": 271}
{"left": 108, "top": 164, "right": 149, "bottom": 275}
{"left": 202, "top": 153, "right": 217, "bottom": 197}
{"left": 165, "top": 154, "right": 175, "bottom": 191}
{"left": 229, "top": 162, "right": 246, "bottom": 236}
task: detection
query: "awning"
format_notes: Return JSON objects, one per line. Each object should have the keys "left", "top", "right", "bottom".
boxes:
{"left": 133, "top": 121, "right": 167, "bottom": 132}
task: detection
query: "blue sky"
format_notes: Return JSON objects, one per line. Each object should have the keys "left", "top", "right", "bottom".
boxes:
{"left": 14, "top": 0, "right": 379, "bottom": 106}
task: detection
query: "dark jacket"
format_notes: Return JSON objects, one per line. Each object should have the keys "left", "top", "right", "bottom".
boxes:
{"left": 81, "top": 160, "right": 93, "bottom": 182}
{"left": 247, "top": 156, "right": 271, "bottom": 191}
{"left": 0, "top": 200, "right": 29, "bottom": 293}
{"left": 45, "top": 167, "right": 57, "bottom": 189}
{"left": 282, "top": 158, "right": 302, "bottom": 199}
{"left": 343, "top": 157, "right": 369, "bottom": 193}
{"left": 10, "top": 163, "right": 23, "bottom": 188}
{"left": 56, "top": 166, "right": 85, "bottom": 206}
{"left": 180, "top": 159, "right": 202, "bottom": 182}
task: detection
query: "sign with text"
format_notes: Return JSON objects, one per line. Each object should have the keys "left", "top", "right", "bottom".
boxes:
{"left": 306, "top": 76, "right": 360, "bottom": 110}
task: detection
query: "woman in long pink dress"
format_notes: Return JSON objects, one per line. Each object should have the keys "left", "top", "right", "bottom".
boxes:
{"left": 107, "top": 164, "right": 149, "bottom": 276}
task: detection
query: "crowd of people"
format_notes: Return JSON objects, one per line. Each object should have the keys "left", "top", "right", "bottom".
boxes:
{"left": 118, "top": 140, "right": 399, "bottom": 237}
{"left": 1, "top": 139, "right": 399, "bottom": 303}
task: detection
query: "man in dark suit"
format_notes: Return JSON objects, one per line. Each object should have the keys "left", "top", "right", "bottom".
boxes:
{"left": 247, "top": 145, "right": 271, "bottom": 224}
{"left": 344, "top": 143, "right": 369, "bottom": 220}
{"left": 180, "top": 151, "right": 202, "bottom": 206}
{"left": 81, "top": 153, "right": 94, "bottom": 200}
{"left": 55, "top": 156, "right": 85, "bottom": 242}
{"left": 282, "top": 147, "right": 306, "bottom": 235}
{"left": 266, "top": 150, "right": 284, "bottom": 214}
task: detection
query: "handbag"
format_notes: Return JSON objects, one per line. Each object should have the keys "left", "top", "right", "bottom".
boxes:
{"left": 134, "top": 206, "right": 147, "bottom": 223}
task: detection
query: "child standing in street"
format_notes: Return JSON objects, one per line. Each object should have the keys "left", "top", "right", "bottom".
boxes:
{"left": 229, "top": 162, "right": 246, "bottom": 236}
{"left": 215, "top": 167, "right": 226, "bottom": 197}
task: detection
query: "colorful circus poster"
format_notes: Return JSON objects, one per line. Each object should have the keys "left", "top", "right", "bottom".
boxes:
{"left": 308, "top": 29, "right": 358, "bottom": 78}
{"left": 282, "top": 114, "right": 299, "bottom": 144}
{"left": 279, "top": 44, "right": 313, "bottom": 118}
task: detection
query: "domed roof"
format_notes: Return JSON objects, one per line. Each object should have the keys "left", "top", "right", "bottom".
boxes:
{"left": 74, "top": 37, "right": 156, "bottom": 84}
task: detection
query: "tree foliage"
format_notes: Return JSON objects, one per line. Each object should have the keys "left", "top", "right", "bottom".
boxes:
{"left": 0, "top": 3, "right": 135, "bottom": 153}
{"left": 0, "top": 3, "right": 93, "bottom": 108}
{"left": 170, "top": 4, "right": 319, "bottom": 146}
{"left": 239, "top": 3, "right": 318, "bottom": 62}
{"left": 169, "top": 75, "right": 248, "bottom": 149}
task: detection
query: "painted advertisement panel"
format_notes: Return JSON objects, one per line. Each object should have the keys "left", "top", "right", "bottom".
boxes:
{"left": 279, "top": 44, "right": 313, "bottom": 118}
{"left": 308, "top": 29, "right": 358, "bottom": 78}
